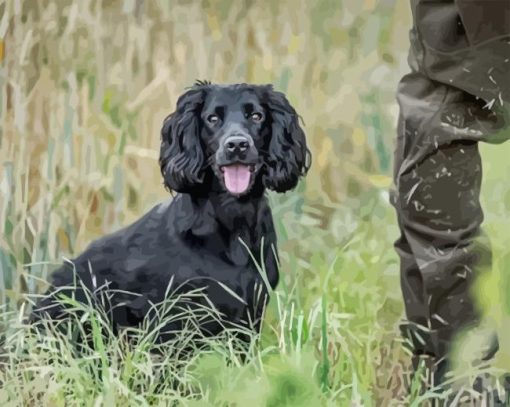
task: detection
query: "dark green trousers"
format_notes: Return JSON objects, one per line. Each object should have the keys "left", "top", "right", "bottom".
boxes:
{"left": 392, "top": 0, "right": 510, "bottom": 361}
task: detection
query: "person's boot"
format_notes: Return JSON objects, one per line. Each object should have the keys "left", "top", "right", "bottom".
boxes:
{"left": 409, "top": 353, "right": 451, "bottom": 404}
{"left": 445, "top": 372, "right": 510, "bottom": 406}
{"left": 408, "top": 355, "right": 510, "bottom": 406}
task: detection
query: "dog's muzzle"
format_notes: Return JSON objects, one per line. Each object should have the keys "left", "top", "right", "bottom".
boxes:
{"left": 217, "top": 134, "right": 258, "bottom": 195}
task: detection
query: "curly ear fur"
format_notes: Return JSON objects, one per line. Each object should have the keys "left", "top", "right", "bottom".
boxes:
{"left": 159, "top": 88, "right": 206, "bottom": 193}
{"left": 262, "top": 87, "right": 311, "bottom": 192}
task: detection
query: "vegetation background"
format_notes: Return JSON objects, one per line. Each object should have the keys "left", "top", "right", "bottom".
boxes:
{"left": 0, "top": 0, "right": 508, "bottom": 405}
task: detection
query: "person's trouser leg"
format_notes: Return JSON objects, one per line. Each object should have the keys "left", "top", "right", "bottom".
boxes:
{"left": 391, "top": 72, "right": 506, "bottom": 384}
{"left": 395, "top": 0, "right": 510, "bottom": 396}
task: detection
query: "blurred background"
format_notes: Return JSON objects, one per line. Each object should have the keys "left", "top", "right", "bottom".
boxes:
{"left": 0, "top": 0, "right": 509, "bottom": 404}
{"left": 0, "top": 0, "right": 411, "bottom": 299}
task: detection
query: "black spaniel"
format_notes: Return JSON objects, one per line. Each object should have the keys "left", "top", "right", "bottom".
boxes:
{"left": 31, "top": 82, "right": 310, "bottom": 344}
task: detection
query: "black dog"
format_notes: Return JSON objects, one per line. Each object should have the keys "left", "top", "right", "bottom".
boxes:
{"left": 31, "top": 82, "right": 310, "bottom": 344}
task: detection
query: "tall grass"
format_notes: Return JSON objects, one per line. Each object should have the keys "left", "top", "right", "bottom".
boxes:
{"left": 0, "top": 0, "right": 509, "bottom": 405}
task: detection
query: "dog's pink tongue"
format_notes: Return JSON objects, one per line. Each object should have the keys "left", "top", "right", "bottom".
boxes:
{"left": 223, "top": 165, "right": 251, "bottom": 194}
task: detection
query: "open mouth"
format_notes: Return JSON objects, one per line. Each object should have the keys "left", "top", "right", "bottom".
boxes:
{"left": 220, "top": 164, "right": 256, "bottom": 195}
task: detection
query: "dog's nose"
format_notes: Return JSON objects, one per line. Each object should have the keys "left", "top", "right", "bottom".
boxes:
{"left": 225, "top": 136, "right": 250, "bottom": 154}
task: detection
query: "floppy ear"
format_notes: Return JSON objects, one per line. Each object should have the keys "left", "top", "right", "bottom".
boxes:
{"left": 263, "top": 87, "right": 311, "bottom": 192}
{"left": 159, "top": 88, "right": 206, "bottom": 193}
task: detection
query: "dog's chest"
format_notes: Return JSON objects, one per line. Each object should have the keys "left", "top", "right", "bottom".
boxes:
{"left": 123, "top": 242, "right": 267, "bottom": 306}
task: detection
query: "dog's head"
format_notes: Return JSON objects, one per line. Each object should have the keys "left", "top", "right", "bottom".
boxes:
{"left": 159, "top": 82, "right": 311, "bottom": 196}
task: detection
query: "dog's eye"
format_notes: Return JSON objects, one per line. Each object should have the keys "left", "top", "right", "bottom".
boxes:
{"left": 207, "top": 114, "right": 220, "bottom": 124}
{"left": 251, "top": 112, "right": 263, "bottom": 122}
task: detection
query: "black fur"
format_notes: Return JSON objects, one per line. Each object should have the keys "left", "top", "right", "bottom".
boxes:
{"left": 31, "top": 83, "right": 310, "bottom": 343}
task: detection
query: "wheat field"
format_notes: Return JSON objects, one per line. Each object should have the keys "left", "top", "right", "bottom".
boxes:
{"left": 0, "top": 1, "right": 509, "bottom": 405}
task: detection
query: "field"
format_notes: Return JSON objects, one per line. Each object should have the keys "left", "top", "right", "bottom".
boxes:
{"left": 0, "top": 1, "right": 509, "bottom": 405}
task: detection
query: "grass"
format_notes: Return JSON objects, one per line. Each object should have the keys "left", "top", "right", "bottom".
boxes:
{"left": 0, "top": 0, "right": 509, "bottom": 405}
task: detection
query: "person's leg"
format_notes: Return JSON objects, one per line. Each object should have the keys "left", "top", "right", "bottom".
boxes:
{"left": 394, "top": 0, "right": 510, "bottom": 398}
{"left": 392, "top": 72, "right": 502, "bottom": 386}
{"left": 395, "top": 230, "right": 453, "bottom": 391}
